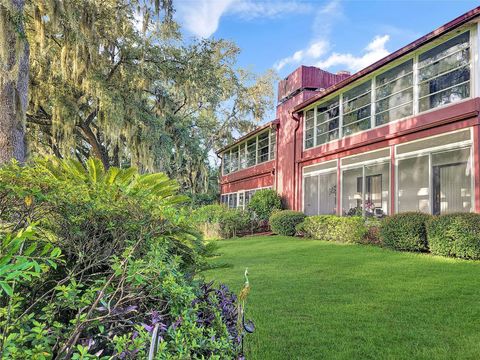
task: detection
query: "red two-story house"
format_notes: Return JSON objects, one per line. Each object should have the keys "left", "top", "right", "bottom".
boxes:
{"left": 218, "top": 7, "right": 480, "bottom": 217}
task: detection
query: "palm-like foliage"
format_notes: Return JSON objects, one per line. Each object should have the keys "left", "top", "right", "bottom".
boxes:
{"left": 38, "top": 157, "right": 187, "bottom": 206}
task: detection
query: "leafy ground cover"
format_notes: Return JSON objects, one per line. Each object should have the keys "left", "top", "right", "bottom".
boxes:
{"left": 204, "top": 235, "right": 480, "bottom": 359}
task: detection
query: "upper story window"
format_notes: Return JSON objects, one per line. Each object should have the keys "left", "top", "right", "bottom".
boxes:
{"left": 375, "top": 59, "right": 413, "bottom": 126}
{"left": 342, "top": 81, "right": 371, "bottom": 136}
{"left": 303, "top": 28, "right": 473, "bottom": 151}
{"left": 418, "top": 31, "right": 470, "bottom": 112}
{"left": 222, "top": 128, "right": 276, "bottom": 175}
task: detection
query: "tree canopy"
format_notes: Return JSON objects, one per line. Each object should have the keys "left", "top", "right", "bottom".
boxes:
{"left": 22, "top": 0, "right": 275, "bottom": 195}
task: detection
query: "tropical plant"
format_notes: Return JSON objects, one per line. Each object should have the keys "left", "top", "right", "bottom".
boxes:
{"left": 0, "top": 158, "right": 242, "bottom": 358}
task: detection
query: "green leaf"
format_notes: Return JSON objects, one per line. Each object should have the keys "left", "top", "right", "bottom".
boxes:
{"left": 0, "top": 281, "right": 13, "bottom": 296}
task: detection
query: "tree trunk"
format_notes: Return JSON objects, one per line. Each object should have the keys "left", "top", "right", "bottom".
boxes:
{"left": 0, "top": 0, "right": 29, "bottom": 164}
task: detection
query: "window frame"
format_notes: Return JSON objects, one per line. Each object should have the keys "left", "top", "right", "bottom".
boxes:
{"left": 302, "top": 25, "right": 476, "bottom": 151}
{"left": 394, "top": 128, "right": 474, "bottom": 214}
{"left": 221, "top": 128, "right": 277, "bottom": 175}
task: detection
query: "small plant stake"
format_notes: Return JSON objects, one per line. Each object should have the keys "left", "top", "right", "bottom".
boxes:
{"left": 238, "top": 268, "right": 255, "bottom": 357}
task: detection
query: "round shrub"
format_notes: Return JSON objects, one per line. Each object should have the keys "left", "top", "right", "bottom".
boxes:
{"left": 380, "top": 212, "right": 431, "bottom": 252}
{"left": 427, "top": 213, "right": 480, "bottom": 259}
{"left": 297, "top": 215, "right": 367, "bottom": 243}
{"left": 269, "top": 210, "right": 306, "bottom": 236}
{"left": 247, "top": 189, "right": 282, "bottom": 222}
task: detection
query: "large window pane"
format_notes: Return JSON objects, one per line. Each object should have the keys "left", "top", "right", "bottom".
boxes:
{"left": 316, "top": 97, "right": 339, "bottom": 145}
{"left": 398, "top": 156, "right": 430, "bottom": 213}
{"left": 304, "top": 175, "right": 319, "bottom": 215}
{"left": 375, "top": 59, "right": 413, "bottom": 126}
{"left": 342, "top": 167, "right": 363, "bottom": 216}
{"left": 257, "top": 132, "right": 269, "bottom": 163}
{"left": 418, "top": 31, "right": 470, "bottom": 112}
{"left": 305, "top": 109, "right": 315, "bottom": 149}
{"left": 364, "top": 162, "right": 389, "bottom": 216}
{"left": 239, "top": 143, "right": 246, "bottom": 169}
{"left": 343, "top": 81, "right": 372, "bottom": 136}
{"left": 432, "top": 148, "right": 471, "bottom": 214}
{"left": 246, "top": 138, "right": 256, "bottom": 167}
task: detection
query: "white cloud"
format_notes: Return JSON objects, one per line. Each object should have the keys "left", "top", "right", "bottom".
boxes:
{"left": 315, "top": 35, "right": 390, "bottom": 72}
{"left": 273, "top": 0, "right": 391, "bottom": 74}
{"left": 273, "top": 0, "right": 343, "bottom": 71}
{"left": 273, "top": 40, "right": 329, "bottom": 71}
{"left": 176, "top": 0, "right": 236, "bottom": 38}
{"left": 175, "top": 0, "right": 310, "bottom": 38}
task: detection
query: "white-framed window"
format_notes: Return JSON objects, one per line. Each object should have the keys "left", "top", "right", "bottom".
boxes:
{"left": 395, "top": 129, "right": 473, "bottom": 215}
{"left": 375, "top": 59, "right": 414, "bottom": 126}
{"left": 221, "top": 128, "right": 276, "bottom": 175}
{"left": 221, "top": 186, "right": 273, "bottom": 209}
{"left": 418, "top": 31, "right": 471, "bottom": 112}
{"left": 303, "top": 26, "right": 475, "bottom": 151}
{"left": 342, "top": 80, "right": 372, "bottom": 137}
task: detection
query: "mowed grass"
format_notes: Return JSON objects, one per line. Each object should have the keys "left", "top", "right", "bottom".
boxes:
{"left": 203, "top": 235, "right": 480, "bottom": 360}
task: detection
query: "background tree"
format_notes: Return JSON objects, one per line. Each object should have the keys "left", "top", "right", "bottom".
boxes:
{"left": 23, "top": 0, "right": 275, "bottom": 196}
{"left": 0, "top": 0, "right": 29, "bottom": 163}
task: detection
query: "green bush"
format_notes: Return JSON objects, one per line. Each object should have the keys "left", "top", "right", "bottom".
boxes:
{"left": 297, "top": 215, "right": 367, "bottom": 243}
{"left": 380, "top": 212, "right": 431, "bottom": 252}
{"left": 248, "top": 189, "right": 282, "bottom": 222}
{"left": 427, "top": 213, "right": 480, "bottom": 259}
{"left": 0, "top": 158, "right": 241, "bottom": 359}
{"left": 193, "top": 204, "right": 251, "bottom": 239}
{"left": 269, "top": 210, "right": 306, "bottom": 236}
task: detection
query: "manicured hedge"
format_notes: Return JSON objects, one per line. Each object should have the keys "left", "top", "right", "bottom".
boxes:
{"left": 193, "top": 204, "right": 251, "bottom": 239}
{"left": 296, "top": 215, "right": 367, "bottom": 244}
{"left": 269, "top": 210, "right": 306, "bottom": 236}
{"left": 380, "top": 212, "right": 431, "bottom": 252}
{"left": 427, "top": 213, "right": 480, "bottom": 259}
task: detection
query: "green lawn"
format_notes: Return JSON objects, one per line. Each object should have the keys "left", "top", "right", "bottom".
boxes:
{"left": 204, "top": 235, "right": 480, "bottom": 360}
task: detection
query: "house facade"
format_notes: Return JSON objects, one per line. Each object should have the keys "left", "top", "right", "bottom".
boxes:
{"left": 218, "top": 7, "right": 480, "bottom": 217}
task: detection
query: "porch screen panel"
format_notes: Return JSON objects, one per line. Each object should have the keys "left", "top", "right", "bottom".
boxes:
{"left": 365, "top": 162, "right": 389, "bottom": 216}
{"left": 304, "top": 175, "right": 319, "bottom": 215}
{"left": 342, "top": 167, "right": 363, "bottom": 215}
{"left": 431, "top": 148, "right": 471, "bottom": 214}
{"left": 318, "top": 172, "right": 337, "bottom": 215}
{"left": 397, "top": 156, "right": 430, "bottom": 213}
{"left": 418, "top": 31, "right": 470, "bottom": 112}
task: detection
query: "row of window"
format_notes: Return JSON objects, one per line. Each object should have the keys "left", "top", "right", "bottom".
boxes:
{"left": 303, "top": 129, "right": 473, "bottom": 216}
{"left": 222, "top": 128, "right": 276, "bottom": 175}
{"left": 305, "top": 30, "right": 472, "bottom": 149}
{"left": 220, "top": 187, "right": 272, "bottom": 209}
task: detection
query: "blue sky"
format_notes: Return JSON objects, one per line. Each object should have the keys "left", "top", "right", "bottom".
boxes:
{"left": 174, "top": 0, "right": 477, "bottom": 124}
{"left": 174, "top": 0, "right": 477, "bottom": 75}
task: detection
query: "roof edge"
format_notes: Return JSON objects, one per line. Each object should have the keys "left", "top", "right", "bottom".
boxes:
{"left": 293, "top": 6, "right": 480, "bottom": 113}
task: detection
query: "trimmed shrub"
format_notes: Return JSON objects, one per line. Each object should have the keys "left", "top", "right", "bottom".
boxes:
{"left": 193, "top": 204, "right": 251, "bottom": 239}
{"left": 297, "top": 215, "right": 367, "bottom": 244}
{"left": 269, "top": 210, "right": 306, "bottom": 236}
{"left": 427, "top": 213, "right": 480, "bottom": 259}
{"left": 380, "top": 212, "right": 431, "bottom": 252}
{"left": 248, "top": 189, "right": 282, "bottom": 222}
